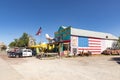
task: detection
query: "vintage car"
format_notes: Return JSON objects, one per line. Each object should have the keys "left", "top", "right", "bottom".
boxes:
{"left": 102, "top": 48, "right": 120, "bottom": 55}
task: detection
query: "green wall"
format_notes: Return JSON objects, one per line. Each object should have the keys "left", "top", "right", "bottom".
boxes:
{"left": 55, "top": 26, "right": 71, "bottom": 41}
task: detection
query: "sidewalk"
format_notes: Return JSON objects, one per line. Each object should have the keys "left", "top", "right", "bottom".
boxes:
{"left": 0, "top": 57, "right": 23, "bottom": 80}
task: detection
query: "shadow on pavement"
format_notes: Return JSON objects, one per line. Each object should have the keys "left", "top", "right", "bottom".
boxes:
{"left": 110, "top": 57, "right": 120, "bottom": 64}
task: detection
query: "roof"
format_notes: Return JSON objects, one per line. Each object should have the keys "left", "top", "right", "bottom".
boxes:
{"left": 71, "top": 27, "right": 118, "bottom": 40}
{"left": 60, "top": 26, "right": 67, "bottom": 29}
{"left": 57, "top": 26, "right": 67, "bottom": 32}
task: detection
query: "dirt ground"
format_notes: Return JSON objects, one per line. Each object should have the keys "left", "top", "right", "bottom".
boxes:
{"left": 0, "top": 52, "right": 120, "bottom": 80}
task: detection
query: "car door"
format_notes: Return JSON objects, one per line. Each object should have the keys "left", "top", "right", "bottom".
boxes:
{"left": 22, "top": 49, "right": 27, "bottom": 56}
{"left": 27, "top": 49, "right": 32, "bottom": 56}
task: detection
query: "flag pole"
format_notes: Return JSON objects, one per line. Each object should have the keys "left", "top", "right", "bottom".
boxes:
{"left": 36, "top": 27, "right": 42, "bottom": 44}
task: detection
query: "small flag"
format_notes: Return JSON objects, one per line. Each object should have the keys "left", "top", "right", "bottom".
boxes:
{"left": 36, "top": 27, "right": 42, "bottom": 35}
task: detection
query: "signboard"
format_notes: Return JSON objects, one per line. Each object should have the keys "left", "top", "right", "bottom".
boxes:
{"left": 55, "top": 27, "right": 70, "bottom": 41}
{"left": 71, "top": 36, "right": 78, "bottom": 55}
{"left": 71, "top": 36, "right": 78, "bottom": 47}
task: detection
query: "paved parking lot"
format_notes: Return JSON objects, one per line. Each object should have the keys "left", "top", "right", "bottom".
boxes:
{"left": 0, "top": 52, "right": 120, "bottom": 80}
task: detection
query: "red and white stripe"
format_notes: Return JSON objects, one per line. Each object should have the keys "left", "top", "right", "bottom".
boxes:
{"left": 78, "top": 38, "right": 102, "bottom": 54}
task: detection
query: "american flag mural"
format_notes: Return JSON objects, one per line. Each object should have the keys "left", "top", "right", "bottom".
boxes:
{"left": 78, "top": 37, "right": 102, "bottom": 54}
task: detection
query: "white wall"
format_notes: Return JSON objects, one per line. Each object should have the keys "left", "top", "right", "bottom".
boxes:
{"left": 101, "top": 39, "right": 115, "bottom": 52}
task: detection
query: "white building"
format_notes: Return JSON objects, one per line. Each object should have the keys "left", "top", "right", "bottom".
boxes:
{"left": 55, "top": 26, "right": 118, "bottom": 55}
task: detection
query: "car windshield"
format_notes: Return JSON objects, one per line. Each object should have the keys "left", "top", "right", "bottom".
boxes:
{"left": 16, "top": 49, "right": 22, "bottom": 53}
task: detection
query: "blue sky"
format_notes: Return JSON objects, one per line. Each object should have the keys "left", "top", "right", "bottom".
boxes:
{"left": 0, "top": 0, "right": 120, "bottom": 45}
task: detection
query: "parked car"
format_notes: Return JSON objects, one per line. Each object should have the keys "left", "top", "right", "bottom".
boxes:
{"left": 22, "top": 49, "right": 32, "bottom": 57}
{"left": 7, "top": 49, "right": 32, "bottom": 58}
{"left": 102, "top": 48, "right": 120, "bottom": 55}
{"left": 7, "top": 49, "right": 22, "bottom": 58}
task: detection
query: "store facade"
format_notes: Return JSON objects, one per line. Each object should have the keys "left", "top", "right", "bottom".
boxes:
{"left": 54, "top": 26, "right": 118, "bottom": 56}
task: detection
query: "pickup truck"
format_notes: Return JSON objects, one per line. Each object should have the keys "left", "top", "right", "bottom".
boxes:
{"left": 7, "top": 49, "right": 32, "bottom": 58}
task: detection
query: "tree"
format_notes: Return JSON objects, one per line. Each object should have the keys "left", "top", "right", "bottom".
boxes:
{"left": 9, "top": 42, "right": 16, "bottom": 47}
{"left": 117, "top": 37, "right": 120, "bottom": 49}
{"left": 9, "top": 33, "right": 30, "bottom": 48}
{"left": 112, "top": 37, "right": 120, "bottom": 49}
{"left": 1, "top": 45, "right": 7, "bottom": 51}
{"left": 118, "top": 37, "right": 120, "bottom": 42}
{"left": 18, "top": 33, "right": 29, "bottom": 47}
{"left": 14, "top": 39, "right": 18, "bottom": 47}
